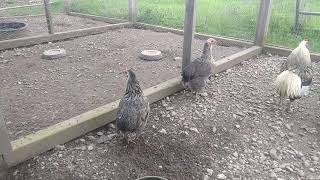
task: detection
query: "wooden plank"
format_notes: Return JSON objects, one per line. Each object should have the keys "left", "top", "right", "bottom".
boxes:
{"left": 0, "top": 2, "right": 55, "bottom": 11}
{"left": 182, "top": 0, "right": 197, "bottom": 70}
{"left": 294, "top": 0, "right": 301, "bottom": 32}
{"left": 0, "top": 22, "right": 132, "bottom": 51}
{"left": 128, "top": 0, "right": 137, "bottom": 22}
{"left": 0, "top": 114, "right": 12, "bottom": 159}
{"left": 5, "top": 77, "right": 184, "bottom": 167}
{"left": 67, "top": 12, "right": 128, "bottom": 24}
{"left": 255, "top": 0, "right": 272, "bottom": 46}
{"left": 212, "top": 46, "right": 262, "bottom": 73}
{"left": 263, "top": 45, "right": 320, "bottom": 62}
{"left": 299, "top": 11, "right": 320, "bottom": 16}
{"left": 4, "top": 46, "right": 258, "bottom": 167}
{"left": 43, "top": 0, "right": 54, "bottom": 34}
{"left": 134, "top": 22, "right": 253, "bottom": 48}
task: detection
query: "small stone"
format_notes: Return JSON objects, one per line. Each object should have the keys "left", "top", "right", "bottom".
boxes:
{"left": 270, "top": 171, "right": 277, "bottom": 178}
{"left": 58, "top": 154, "right": 63, "bottom": 158}
{"left": 212, "top": 126, "right": 217, "bottom": 133}
{"left": 5, "top": 121, "right": 12, "bottom": 125}
{"left": 309, "top": 168, "right": 315, "bottom": 172}
{"left": 190, "top": 127, "right": 200, "bottom": 134}
{"left": 159, "top": 165, "right": 163, "bottom": 169}
{"left": 217, "top": 173, "right": 227, "bottom": 179}
{"left": 285, "top": 124, "right": 292, "bottom": 130}
{"left": 87, "top": 145, "right": 94, "bottom": 151}
{"left": 97, "top": 132, "right": 104, "bottom": 136}
{"left": 297, "top": 169, "right": 305, "bottom": 177}
{"left": 107, "top": 123, "right": 116, "bottom": 129}
{"left": 81, "top": 146, "right": 86, "bottom": 151}
{"left": 87, "top": 135, "right": 96, "bottom": 140}
{"left": 206, "top": 168, "right": 213, "bottom": 176}
{"left": 235, "top": 125, "right": 240, "bottom": 129}
{"left": 303, "top": 160, "right": 310, "bottom": 167}
{"left": 233, "top": 152, "right": 239, "bottom": 158}
{"left": 203, "top": 175, "right": 210, "bottom": 180}
{"left": 174, "top": 57, "right": 182, "bottom": 61}
{"left": 159, "top": 128, "right": 167, "bottom": 134}
{"left": 269, "top": 149, "right": 278, "bottom": 160}
{"left": 79, "top": 138, "right": 86, "bottom": 142}
{"left": 55, "top": 145, "right": 65, "bottom": 151}
{"left": 171, "top": 111, "right": 177, "bottom": 117}
{"left": 311, "top": 156, "right": 319, "bottom": 162}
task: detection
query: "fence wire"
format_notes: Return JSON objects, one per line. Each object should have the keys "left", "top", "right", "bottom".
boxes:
{"left": 267, "top": 0, "right": 320, "bottom": 53}
{"left": 70, "top": 0, "right": 128, "bottom": 20}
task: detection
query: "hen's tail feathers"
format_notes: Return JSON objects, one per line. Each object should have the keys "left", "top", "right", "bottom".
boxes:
{"left": 275, "top": 70, "right": 302, "bottom": 100}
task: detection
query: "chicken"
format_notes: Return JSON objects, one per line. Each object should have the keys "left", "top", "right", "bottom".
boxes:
{"left": 275, "top": 39, "right": 313, "bottom": 112}
{"left": 182, "top": 38, "right": 216, "bottom": 96}
{"left": 280, "top": 39, "right": 311, "bottom": 72}
{"left": 116, "top": 69, "right": 150, "bottom": 143}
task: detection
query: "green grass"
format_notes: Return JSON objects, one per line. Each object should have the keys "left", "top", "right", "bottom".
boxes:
{"left": 2, "top": 0, "right": 320, "bottom": 52}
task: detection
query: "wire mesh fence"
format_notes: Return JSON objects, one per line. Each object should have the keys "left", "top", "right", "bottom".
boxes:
{"left": 70, "top": 0, "right": 129, "bottom": 20}
{"left": 267, "top": 0, "right": 320, "bottom": 53}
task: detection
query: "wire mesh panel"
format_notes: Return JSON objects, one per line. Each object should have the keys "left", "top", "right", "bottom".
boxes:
{"left": 137, "top": 0, "right": 184, "bottom": 29}
{"left": 197, "top": 0, "right": 259, "bottom": 41}
{"left": 267, "top": 0, "right": 320, "bottom": 53}
{"left": 70, "top": 0, "right": 128, "bottom": 20}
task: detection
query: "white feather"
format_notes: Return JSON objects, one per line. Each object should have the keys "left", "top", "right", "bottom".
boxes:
{"left": 275, "top": 70, "right": 301, "bottom": 99}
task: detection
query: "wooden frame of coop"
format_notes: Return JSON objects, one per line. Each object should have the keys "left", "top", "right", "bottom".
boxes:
{"left": 0, "top": 0, "right": 320, "bottom": 171}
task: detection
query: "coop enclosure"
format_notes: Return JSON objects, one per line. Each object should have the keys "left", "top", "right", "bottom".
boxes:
{"left": 0, "top": 0, "right": 320, "bottom": 171}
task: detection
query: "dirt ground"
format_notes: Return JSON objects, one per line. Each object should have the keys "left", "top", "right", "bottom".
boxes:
{"left": 0, "top": 28, "right": 243, "bottom": 140}
{"left": 0, "top": 14, "right": 108, "bottom": 40}
{"left": 5, "top": 54, "right": 319, "bottom": 180}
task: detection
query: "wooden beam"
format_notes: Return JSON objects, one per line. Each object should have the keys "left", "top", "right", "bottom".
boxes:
{"left": 134, "top": 22, "right": 253, "bottom": 48}
{"left": 43, "top": 0, "right": 54, "bottom": 34}
{"left": 4, "top": 46, "right": 258, "bottom": 167}
{"left": 0, "top": 98, "right": 12, "bottom": 172}
{"left": 0, "top": 22, "right": 132, "bottom": 51}
{"left": 299, "top": 11, "right": 320, "bottom": 16}
{"left": 5, "top": 77, "right": 184, "bottom": 167}
{"left": 263, "top": 45, "right": 320, "bottom": 62}
{"left": 212, "top": 46, "right": 262, "bottom": 73}
{"left": 182, "top": 0, "right": 197, "bottom": 70}
{"left": 0, "top": 2, "right": 55, "bottom": 11}
{"left": 255, "top": 0, "right": 272, "bottom": 46}
{"left": 0, "top": 13, "right": 63, "bottom": 19}
{"left": 128, "top": 0, "right": 137, "bottom": 22}
{"left": 67, "top": 12, "right": 128, "bottom": 24}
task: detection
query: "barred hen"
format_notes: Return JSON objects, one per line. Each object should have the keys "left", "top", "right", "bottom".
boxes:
{"left": 275, "top": 39, "right": 313, "bottom": 112}
{"left": 182, "top": 38, "right": 216, "bottom": 96}
{"left": 116, "top": 70, "right": 150, "bottom": 143}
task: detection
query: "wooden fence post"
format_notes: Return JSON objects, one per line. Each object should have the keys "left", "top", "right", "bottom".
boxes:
{"left": 128, "top": 0, "right": 137, "bottom": 22}
{"left": 182, "top": 0, "right": 197, "bottom": 70}
{"left": 0, "top": 103, "right": 12, "bottom": 177}
{"left": 254, "top": 0, "right": 272, "bottom": 46}
{"left": 43, "top": 0, "right": 54, "bottom": 34}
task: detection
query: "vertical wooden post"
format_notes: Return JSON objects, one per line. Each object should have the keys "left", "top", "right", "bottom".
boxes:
{"left": 0, "top": 100, "right": 12, "bottom": 176}
{"left": 64, "top": 0, "right": 71, "bottom": 13}
{"left": 182, "top": 0, "right": 197, "bottom": 70}
{"left": 128, "top": 0, "right": 137, "bottom": 22}
{"left": 254, "top": 0, "right": 272, "bottom": 46}
{"left": 43, "top": 0, "right": 54, "bottom": 34}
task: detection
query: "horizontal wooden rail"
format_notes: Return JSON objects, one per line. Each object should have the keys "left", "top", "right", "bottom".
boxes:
{"left": 299, "top": 11, "right": 320, "bottom": 16}
{"left": 263, "top": 45, "right": 320, "bottom": 62}
{"left": 0, "top": 22, "right": 132, "bottom": 51}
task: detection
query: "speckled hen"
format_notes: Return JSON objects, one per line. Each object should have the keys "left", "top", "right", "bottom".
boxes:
{"left": 116, "top": 69, "right": 150, "bottom": 143}
{"left": 182, "top": 38, "right": 216, "bottom": 96}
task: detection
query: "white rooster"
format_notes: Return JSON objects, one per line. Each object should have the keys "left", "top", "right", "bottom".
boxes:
{"left": 275, "top": 39, "right": 313, "bottom": 112}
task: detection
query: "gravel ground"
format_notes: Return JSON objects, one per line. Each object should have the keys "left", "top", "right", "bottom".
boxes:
{"left": 0, "top": 28, "right": 243, "bottom": 140}
{"left": 5, "top": 54, "right": 320, "bottom": 180}
{"left": 0, "top": 14, "right": 108, "bottom": 40}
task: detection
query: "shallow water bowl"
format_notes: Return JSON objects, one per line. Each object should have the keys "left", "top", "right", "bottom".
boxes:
{"left": 139, "top": 50, "right": 163, "bottom": 61}
{"left": 0, "top": 21, "right": 27, "bottom": 40}
{"left": 135, "top": 176, "right": 168, "bottom": 180}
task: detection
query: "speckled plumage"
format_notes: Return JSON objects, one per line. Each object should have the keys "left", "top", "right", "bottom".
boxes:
{"left": 182, "top": 39, "right": 214, "bottom": 93}
{"left": 116, "top": 70, "right": 150, "bottom": 142}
